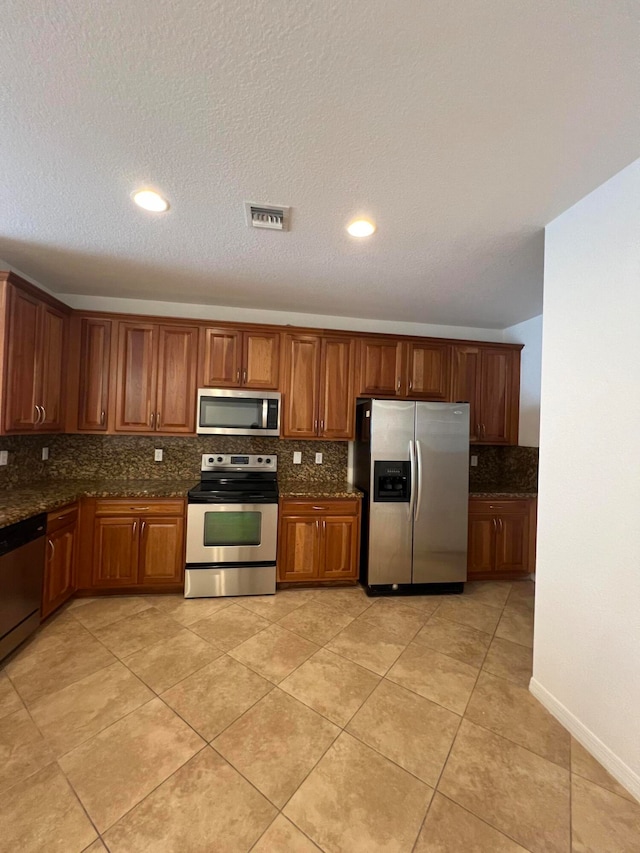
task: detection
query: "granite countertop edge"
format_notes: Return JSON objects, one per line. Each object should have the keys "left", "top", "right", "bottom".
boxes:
{"left": 278, "top": 480, "right": 364, "bottom": 499}
{"left": 469, "top": 491, "right": 538, "bottom": 499}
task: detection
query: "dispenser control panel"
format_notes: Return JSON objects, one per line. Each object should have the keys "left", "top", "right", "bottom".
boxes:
{"left": 373, "top": 460, "right": 410, "bottom": 502}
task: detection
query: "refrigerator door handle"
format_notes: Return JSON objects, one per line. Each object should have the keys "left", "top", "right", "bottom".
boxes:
{"left": 408, "top": 440, "right": 417, "bottom": 519}
{"left": 414, "top": 439, "right": 423, "bottom": 520}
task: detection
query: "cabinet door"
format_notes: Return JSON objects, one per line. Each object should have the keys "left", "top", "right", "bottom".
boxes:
{"left": 115, "top": 322, "right": 157, "bottom": 431}
{"left": 43, "top": 523, "right": 76, "bottom": 618}
{"left": 278, "top": 516, "right": 321, "bottom": 581}
{"left": 38, "top": 304, "right": 66, "bottom": 431}
{"left": 320, "top": 517, "right": 359, "bottom": 579}
{"left": 358, "top": 339, "right": 404, "bottom": 396}
{"left": 138, "top": 516, "right": 184, "bottom": 584}
{"left": 242, "top": 331, "right": 280, "bottom": 389}
{"left": 78, "top": 318, "right": 112, "bottom": 430}
{"left": 92, "top": 516, "right": 139, "bottom": 586}
{"left": 201, "top": 328, "right": 242, "bottom": 387}
{"left": 155, "top": 325, "right": 198, "bottom": 433}
{"left": 406, "top": 341, "right": 451, "bottom": 401}
{"left": 495, "top": 512, "right": 530, "bottom": 574}
{"left": 319, "top": 336, "right": 356, "bottom": 439}
{"left": 3, "top": 286, "right": 39, "bottom": 431}
{"left": 451, "top": 345, "right": 480, "bottom": 442}
{"left": 467, "top": 513, "right": 495, "bottom": 576}
{"left": 282, "top": 335, "right": 321, "bottom": 438}
{"left": 479, "top": 348, "right": 517, "bottom": 445}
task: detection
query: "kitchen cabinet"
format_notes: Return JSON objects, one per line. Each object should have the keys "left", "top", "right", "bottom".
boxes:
{"left": 282, "top": 334, "right": 356, "bottom": 439}
{"left": 451, "top": 345, "right": 520, "bottom": 444}
{"left": 77, "top": 317, "right": 112, "bottom": 430}
{"left": 200, "top": 327, "right": 280, "bottom": 389}
{"left": 2, "top": 280, "right": 68, "bottom": 433}
{"left": 357, "top": 337, "right": 451, "bottom": 400}
{"left": 467, "top": 497, "right": 536, "bottom": 580}
{"left": 278, "top": 498, "right": 361, "bottom": 584}
{"left": 42, "top": 504, "right": 78, "bottom": 619}
{"left": 115, "top": 321, "right": 198, "bottom": 433}
{"left": 90, "top": 499, "right": 186, "bottom": 590}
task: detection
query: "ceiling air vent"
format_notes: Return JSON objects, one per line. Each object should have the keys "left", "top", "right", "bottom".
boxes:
{"left": 244, "top": 202, "right": 291, "bottom": 231}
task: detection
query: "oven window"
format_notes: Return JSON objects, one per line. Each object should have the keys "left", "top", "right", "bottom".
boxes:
{"left": 203, "top": 511, "right": 262, "bottom": 546}
{"left": 200, "top": 398, "right": 263, "bottom": 430}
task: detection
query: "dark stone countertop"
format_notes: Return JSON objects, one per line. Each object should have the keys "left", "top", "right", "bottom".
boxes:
{"left": 0, "top": 479, "right": 196, "bottom": 527}
{"left": 469, "top": 491, "right": 537, "bottom": 499}
{"left": 278, "top": 480, "right": 363, "bottom": 499}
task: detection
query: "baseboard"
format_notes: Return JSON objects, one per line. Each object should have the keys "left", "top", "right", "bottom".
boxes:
{"left": 529, "top": 678, "right": 640, "bottom": 802}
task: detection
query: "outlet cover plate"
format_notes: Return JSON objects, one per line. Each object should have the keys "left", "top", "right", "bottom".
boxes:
{"left": 0, "top": 450, "right": 7, "bottom": 466}
{"left": 41, "top": 447, "right": 49, "bottom": 461}
{"left": 315, "top": 452, "right": 323, "bottom": 464}
{"left": 154, "top": 448, "right": 163, "bottom": 462}
{"left": 293, "top": 451, "right": 302, "bottom": 464}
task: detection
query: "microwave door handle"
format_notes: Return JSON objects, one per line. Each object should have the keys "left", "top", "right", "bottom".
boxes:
{"left": 262, "top": 399, "right": 269, "bottom": 428}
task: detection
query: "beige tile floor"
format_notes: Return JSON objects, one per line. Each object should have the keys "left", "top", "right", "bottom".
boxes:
{"left": 0, "top": 580, "right": 638, "bottom": 852}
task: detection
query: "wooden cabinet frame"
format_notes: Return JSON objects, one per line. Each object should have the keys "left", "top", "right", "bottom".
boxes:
{"left": 467, "top": 498, "right": 536, "bottom": 579}
{"left": 199, "top": 326, "right": 280, "bottom": 390}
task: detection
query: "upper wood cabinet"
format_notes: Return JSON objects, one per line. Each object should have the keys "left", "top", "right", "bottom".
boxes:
{"left": 200, "top": 327, "right": 280, "bottom": 390}
{"left": 358, "top": 337, "right": 451, "bottom": 400}
{"left": 451, "top": 345, "right": 520, "bottom": 444}
{"left": 358, "top": 338, "right": 404, "bottom": 396}
{"left": 2, "top": 280, "right": 68, "bottom": 433}
{"left": 282, "top": 333, "right": 356, "bottom": 439}
{"left": 78, "top": 318, "right": 112, "bottom": 430}
{"left": 115, "top": 321, "right": 198, "bottom": 433}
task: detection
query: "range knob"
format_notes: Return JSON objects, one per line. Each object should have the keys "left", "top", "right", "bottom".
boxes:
{"left": 257, "top": 457, "right": 263, "bottom": 463}
{"left": 265, "top": 458, "right": 271, "bottom": 464}
{"left": 217, "top": 456, "right": 223, "bottom": 463}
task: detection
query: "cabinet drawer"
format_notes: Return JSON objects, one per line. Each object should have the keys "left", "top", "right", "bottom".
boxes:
{"left": 47, "top": 503, "right": 79, "bottom": 533}
{"left": 280, "top": 498, "right": 360, "bottom": 517}
{"left": 469, "top": 499, "right": 530, "bottom": 515}
{"left": 94, "top": 499, "right": 185, "bottom": 517}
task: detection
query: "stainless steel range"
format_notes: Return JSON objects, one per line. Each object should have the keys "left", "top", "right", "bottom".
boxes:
{"left": 185, "top": 453, "right": 278, "bottom": 598}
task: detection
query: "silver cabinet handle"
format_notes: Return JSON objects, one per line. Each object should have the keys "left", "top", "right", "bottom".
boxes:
{"left": 100, "top": 410, "right": 105, "bottom": 425}
{"left": 150, "top": 412, "right": 155, "bottom": 429}
{"left": 408, "top": 379, "right": 413, "bottom": 392}
{"left": 41, "top": 406, "right": 46, "bottom": 423}
{"left": 132, "top": 520, "right": 137, "bottom": 535}
{"left": 482, "top": 423, "right": 486, "bottom": 439}
{"left": 314, "top": 419, "right": 318, "bottom": 433}
{"left": 242, "top": 369, "right": 247, "bottom": 384}
{"left": 396, "top": 377, "right": 401, "bottom": 391}
{"left": 236, "top": 368, "right": 240, "bottom": 382}
{"left": 492, "top": 517, "right": 497, "bottom": 532}
{"left": 498, "top": 517, "right": 503, "bottom": 533}
{"left": 476, "top": 423, "right": 481, "bottom": 438}
{"left": 141, "top": 520, "right": 146, "bottom": 537}
{"left": 312, "top": 506, "right": 326, "bottom": 511}
{"left": 48, "top": 538, "right": 55, "bottom": 559}
{"left": 37, "top": 405, "right": 44, "bottom": 424}
{"left": 34, "top": 405, "right": 40, "bottom": 425}
{"left": 320, "top": 419, "right": 324, "bottom": 433}
{"left": 130, "top": 506, "right": 150, "bottom": 511}
{"left": 155, "top": 412, "right": 160, "bottom": 430}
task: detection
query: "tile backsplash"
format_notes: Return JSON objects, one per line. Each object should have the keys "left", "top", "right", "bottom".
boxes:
{"left": 0, "top": 434, "right": 349, "bottom": 487}
{"left": 469, "top": 445, "right": 539, "bottom": 492}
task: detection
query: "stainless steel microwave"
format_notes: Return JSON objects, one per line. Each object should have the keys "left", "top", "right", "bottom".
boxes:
{"left": 196, "top": 389, "right": 281, "bottom": 436}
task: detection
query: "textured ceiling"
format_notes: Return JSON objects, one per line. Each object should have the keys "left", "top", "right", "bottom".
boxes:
{"left": 1, "top": 0, "right": 639, "bottom": 329}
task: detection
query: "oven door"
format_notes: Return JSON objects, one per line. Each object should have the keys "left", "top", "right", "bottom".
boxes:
{"left": 186, "top": 502, "right": 278, "bottom": 565}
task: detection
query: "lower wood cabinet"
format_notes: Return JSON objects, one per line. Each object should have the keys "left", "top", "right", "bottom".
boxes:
{"left": 42, "top": 503, "right": 78, "bottom": 619}
{"left": 278, "top": 498, "right": 361, "bottom": 584}
{"left": 79, "top": 498, "right": 186, "bottom": 592}
{"left": 467, "top": 497, "right": 536, "bottom": 580}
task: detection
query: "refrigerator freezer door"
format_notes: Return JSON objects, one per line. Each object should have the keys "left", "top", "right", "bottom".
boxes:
{"left": 412, "top": 403, "right": 470, "bottom": 583}
{"left": 367, "top": 400, "right": 415, "bottom": 586}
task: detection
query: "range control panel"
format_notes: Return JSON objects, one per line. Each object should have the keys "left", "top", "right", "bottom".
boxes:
{"left": 200, "top": 453, "right": 277, "bottom": 472}
{"left": 373, "top": 460, "right": 410, "bottom": 502}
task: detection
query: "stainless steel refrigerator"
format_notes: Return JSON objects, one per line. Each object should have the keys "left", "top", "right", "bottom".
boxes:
{"left": 354, "top": 399, "right": 470, "bottom": 595}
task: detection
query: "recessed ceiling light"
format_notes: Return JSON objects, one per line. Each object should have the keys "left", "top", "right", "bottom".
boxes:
{"left": 132, "top": 189, "right": 169, "bottom": 212}
{"left": 347, "top": 219, "right": 376, "bottom": 237}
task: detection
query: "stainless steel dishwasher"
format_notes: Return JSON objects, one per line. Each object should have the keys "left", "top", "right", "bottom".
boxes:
{"left": 0, "top": 514, "right": 46, "bottom": 661}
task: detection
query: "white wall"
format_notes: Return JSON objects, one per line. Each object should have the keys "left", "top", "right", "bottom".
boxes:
{"left": 531, "top": 158, "right": 640, "bottom": 798}
{"left": 503, "top": 314, "right": 542, "bottom": 447}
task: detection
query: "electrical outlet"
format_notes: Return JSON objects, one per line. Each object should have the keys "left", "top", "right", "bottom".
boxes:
{"left": 293, "top": 451, "right": 302, "bottom": 464}
{"left": 470, "top": 455, "right": 478, "bottom": 467}
{"left": 0, "top": 450, "right": 7, "bottom": 466}
{"left": 315, "top": 452, "right": 323, "bottom": 464}
{"left": 154, "top": 448, "right": 163, "bottom": 462}
{"left": 41, "top": 447, "right": 49, "bottom": 461}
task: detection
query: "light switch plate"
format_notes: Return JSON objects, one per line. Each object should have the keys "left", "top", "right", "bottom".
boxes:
{"left": 315, "top": 452, "right": 323, "bottom": 464}
{"left": 41, "top": 447, "right": 49, "bottom": 461}
{"left": 154, "top": 448, "right": 163, "bottom": 462}
{"left": 0, "top": 450, "right": 7, "bottom": 466}
{"left": 470, "top": 455, "right": 478, "bottom": 467}
{"left": 293, "top": 451, "right": 302, "bottom": 464}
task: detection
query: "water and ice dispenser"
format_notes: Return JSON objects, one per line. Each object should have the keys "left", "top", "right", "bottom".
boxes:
{"left": 373, "top": 461, "right": 410, "bottom": 502}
